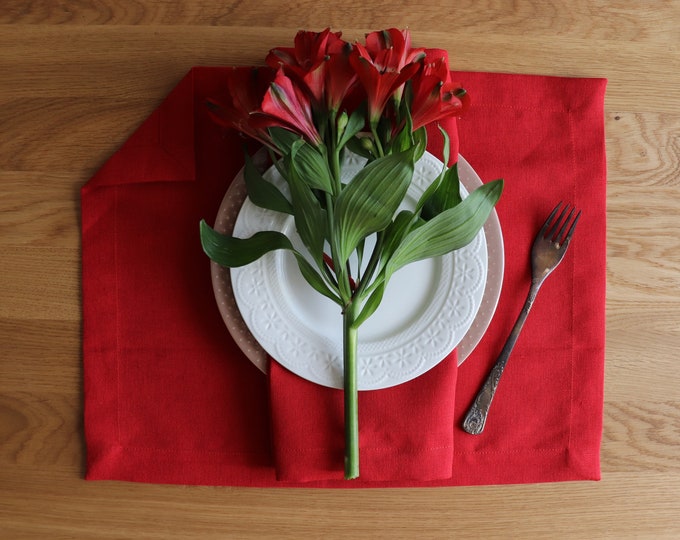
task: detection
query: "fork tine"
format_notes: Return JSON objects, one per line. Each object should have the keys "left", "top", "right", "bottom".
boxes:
{"left": 560, "top": 209, "right": 582, "bottom": 248}
{"left": 555, "top": 206, "right": 576, "bottom": 242}
{"left": 545, "top": 203, "right": 570, "bottom": 239}
{"left": 539, "top": 202, "right": 563, "bottom": 237}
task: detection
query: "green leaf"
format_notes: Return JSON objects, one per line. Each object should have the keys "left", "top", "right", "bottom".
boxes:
{"left": 414, "top": 134, "right": 449, "bottom": 216}
{"left": 287, "top": 140, "right": 327, "bottom": 265}
{"left": 390, "top": 104, "right": 414, "bottom": 154}
{"left": 377, "top": 115, "right": 392, "bottom": 150}
{"left": 270, "top": 128, "right": 334, "bottom": 193}
{"left": 291, "top": 143, "right": 334, "bottom": 193}
{"left": 333, "top": 147, "right": 417, "bottom": 263}
{"left": 268, "top": 127, "right": 299, "bottom": 154}
{"left": 381, "top": 210, "right": 416, "bottom": 264}
{"left": 438, "top": 125, "right": 451, "bottom": 169}
{"left": 385, "top": 179, "right": 503, "bottom": 278}
{"left": 200, "top": 220, "right": 341, "bottom": 305}
{"left": 354, "top": 280, "right": 386, "bottom": 327}
{"left": 355, "top": 237, "right": 366, "bottom": 279}
{"left": 337, "top": 107, "right": 366, "bottom": 149}
{"left": 292, "top": 252, "right": 342, "bottom": 305}
{"left": 421, "top": 161, "right": 463, "bottom": 221}
{"left": 412, "top": 127, "right": 427, "bottom": 161}
{"left": 200, "top": 219, "right": 295, "bottom": 267}
{"left": 243, "top": 153, "right": 293, "bottom": 215}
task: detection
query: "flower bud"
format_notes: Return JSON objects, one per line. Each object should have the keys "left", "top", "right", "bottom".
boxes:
{"left": 337, "top": 111, "right": 349, "bottom": 135}
{"left": 360, "top": 137, "right": 376, "bottom": 153}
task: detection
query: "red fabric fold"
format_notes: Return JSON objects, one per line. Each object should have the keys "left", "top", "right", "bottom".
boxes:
{"left": 269, "top": 353, "right": 458, "bottom": 482}
{"left": 82, "top": 67, "right": 606, "bottom": 487}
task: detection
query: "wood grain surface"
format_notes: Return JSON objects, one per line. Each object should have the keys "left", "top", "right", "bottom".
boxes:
{"left": 2, "top": 1, "right": 679, "bottom": 538}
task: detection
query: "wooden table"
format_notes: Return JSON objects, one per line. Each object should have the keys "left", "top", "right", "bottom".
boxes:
{"left": 2, "top": 2, "right": 679, "bottom": 538}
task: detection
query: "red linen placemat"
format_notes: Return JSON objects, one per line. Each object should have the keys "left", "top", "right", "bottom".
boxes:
{"left": 82, "top": 67, "right": 606, "bottom": 486}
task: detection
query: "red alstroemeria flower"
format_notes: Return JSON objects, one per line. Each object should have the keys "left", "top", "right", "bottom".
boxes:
{"left": 410, "top": 80, "right": 469, "bottom": 131}
{"left": 350, "top": 45, "right": 420, "bottom": 124}
{"left": 350, "top": 28, "right": 425, "bottom": 124}
{"left": 259, "top": 69, "right": 323, "bottom": 146}
{"left": 409, "top": 50, "right": 469, "bottom": 130}
{"left": 266, "top": 28, "right": 348, "bottom": 109}
{"left": 419, "top": 48, "right": 452, "bottom": 83}
{"left": 206, "top": 67, "right": 276, "bottom": 147}
{"left": 364, "top": 28, "right": 426, "bottom": 71}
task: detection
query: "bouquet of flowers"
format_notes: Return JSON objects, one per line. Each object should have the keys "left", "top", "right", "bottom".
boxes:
{"left": 200, "top": 28, "right": 502, "bottom": 479}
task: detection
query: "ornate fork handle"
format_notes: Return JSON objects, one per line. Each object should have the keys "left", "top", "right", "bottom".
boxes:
{"left": 462, "top": 279, "right": 542, "bottom": 435}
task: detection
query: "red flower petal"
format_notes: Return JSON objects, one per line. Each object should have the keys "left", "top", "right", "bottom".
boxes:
{"left": 266, "top": 28, "right": 349, "bottom": 110}
{"left": 261, "top": 70, "right": 322, "bottom": 145}
{"left": 350, "top": 43, "right": 419, "bottom": 122}
{"left": 205, "top": 67, "right": 276, "bottom": 147}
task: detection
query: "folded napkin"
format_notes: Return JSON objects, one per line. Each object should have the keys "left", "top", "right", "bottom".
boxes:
{"left": 270, "top": 353, "right": 458, "bottom": 482}
{"left": 82, "top": 67, "right": 606, "bottom": 486}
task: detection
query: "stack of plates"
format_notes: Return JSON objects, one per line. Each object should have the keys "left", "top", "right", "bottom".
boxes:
{"left": 210, "top": 151, "right": 504, "bottom": 390}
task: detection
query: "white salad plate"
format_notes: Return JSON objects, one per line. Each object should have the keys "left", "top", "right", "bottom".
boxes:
{"left": 211, "top": 150, "right": 504, "bottom": 390}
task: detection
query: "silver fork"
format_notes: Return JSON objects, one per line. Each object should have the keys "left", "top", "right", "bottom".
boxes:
{"left": 462, "top": 202, "right": 581, "bottom": 435}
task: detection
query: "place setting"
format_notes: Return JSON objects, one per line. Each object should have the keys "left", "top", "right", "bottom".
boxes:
{"left": 81, "top": 27, "right": 607, "bottom": 487}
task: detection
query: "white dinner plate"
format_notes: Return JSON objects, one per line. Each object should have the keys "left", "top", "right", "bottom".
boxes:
{"left": 211, "top": 150, "right": 504, "bottom": 390}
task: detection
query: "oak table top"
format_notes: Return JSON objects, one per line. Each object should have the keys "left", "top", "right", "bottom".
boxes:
{"left": 2, "top": 2, "right": 679, "bottom": 538}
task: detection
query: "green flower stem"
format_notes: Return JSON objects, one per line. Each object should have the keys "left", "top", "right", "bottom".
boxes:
{"left": 370, "top": 122, "right": 385, "bottom": 158}
{"left": 329, "top": 111, "right": 342, "bottom": 195}
{"left": 327, "top": 116, "right": 360, "bottom": 479}
{"left": 343, "top": 300, "right": 360, "bottom": 480}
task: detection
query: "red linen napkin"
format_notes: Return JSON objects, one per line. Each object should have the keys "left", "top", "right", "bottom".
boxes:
{"left": 82, "top": 67, "right": 606, "bottom": 486}
{"left": 269, "top": 354, "right": 458, "bottom": 482}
